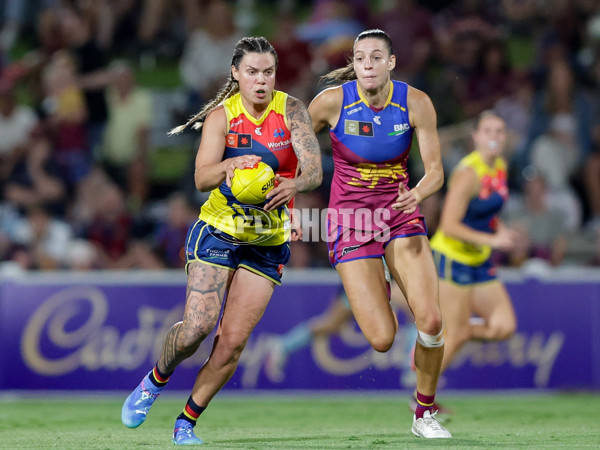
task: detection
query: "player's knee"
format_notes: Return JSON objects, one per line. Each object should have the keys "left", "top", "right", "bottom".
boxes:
{"left": 415, "top": 313, "right": 443, "bottom": 337}
{"left": 369, "top": 332, "right": 395, "bottom": 353}
{"left": 416, "top": 327, "right": 445, "bottom": 348}
{"left": 213, "top": 333, "right": 248, "bottom": 367}
{"left": 489, "top": 320, "right": 516, "bottom": 341}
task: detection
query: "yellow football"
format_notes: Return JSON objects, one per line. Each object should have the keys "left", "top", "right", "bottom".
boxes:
{"left": 230, "top": 161, "right": 275, "bottom": 205}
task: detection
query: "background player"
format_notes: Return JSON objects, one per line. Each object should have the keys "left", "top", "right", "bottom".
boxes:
{"left": 430, "top": 110, "right": 517, "bottom": 396}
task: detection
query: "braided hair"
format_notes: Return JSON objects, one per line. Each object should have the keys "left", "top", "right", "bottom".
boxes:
{"left": 169, "top": 36, "right": 279, "bottom": 135}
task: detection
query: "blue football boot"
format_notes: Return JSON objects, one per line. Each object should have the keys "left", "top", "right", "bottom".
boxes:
{"left": 121, "top": 372, "right": 164, "bottom": 428}
{"left": 172, "top": 419, "right": 204, "bottom": 445}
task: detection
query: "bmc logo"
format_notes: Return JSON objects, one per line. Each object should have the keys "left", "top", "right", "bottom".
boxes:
{"left": 394, "top": 123, "right": 410, "bottom": 132}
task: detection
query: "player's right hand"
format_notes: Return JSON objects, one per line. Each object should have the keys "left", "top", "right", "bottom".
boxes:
{"left": 224, "top": 155, "right": 261, "bottom": 187}
{"left": 490, "top": 227, "right": 518, "bottom": 251}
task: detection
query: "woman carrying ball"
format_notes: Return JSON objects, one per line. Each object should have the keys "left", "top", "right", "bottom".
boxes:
{"left": 308, "top": 29, "right": 451, "bottom": 438}
{"left": 121, "top": 36, "right": 322, "bottom": 445}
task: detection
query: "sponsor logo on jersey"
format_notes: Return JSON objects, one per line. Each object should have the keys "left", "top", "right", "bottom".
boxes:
{"left": 255, "top": 127, "right": 262, "bottom": 135}
{"left": 230, "top": 119, "right": 244, "bottom": 128}
{"left": 341, "top": 245, "right": 360, "bottom": 256}
{"left": 226, "top": 133, "right": 252, "bottom": 148}
{"left": 273, "top": 128, "right": 285, "bottom": 138}
{"left": 407, "top": 218, "right": 425, "bottom": 232}
{"left": 346, "top": 106, "right": 363, "bottom": 115}
{"left": 345, "top": 120, "right": 374, "bottom": 137}
{"left": 388, "top": 123, "right": 410, "bottom": 136}
{"left": 374, "top": 115, "right": 381, "bottom": 125}
{"left": 267, "top": 138, "right": 291, "bottom": 149}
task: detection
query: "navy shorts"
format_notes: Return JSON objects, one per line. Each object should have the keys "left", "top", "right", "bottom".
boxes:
{"left": 432, "top": 249, "right": 497, "bottom": 286}
{"left": 185, "top": 220, "right": 290, "bottom": 285}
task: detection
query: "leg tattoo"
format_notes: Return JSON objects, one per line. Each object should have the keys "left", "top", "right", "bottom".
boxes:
{"left": 158, "top": 263, "right": 229, "bottom": 374}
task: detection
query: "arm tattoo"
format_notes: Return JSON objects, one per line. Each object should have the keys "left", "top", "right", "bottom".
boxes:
{"left": 287, "top": 96, "right": 323, "bottom": 192}
{"left": 158, "top": 262, "right": 229, "bottom": 373}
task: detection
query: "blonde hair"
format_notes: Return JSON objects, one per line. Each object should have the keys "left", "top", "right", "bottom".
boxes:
{"left": 169, "top": 36, "right": 278, "bottom": 135}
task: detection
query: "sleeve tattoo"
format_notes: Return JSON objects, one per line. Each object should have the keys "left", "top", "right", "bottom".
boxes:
{"left": 287, "top": 96, "right": 323, "bottom": 192}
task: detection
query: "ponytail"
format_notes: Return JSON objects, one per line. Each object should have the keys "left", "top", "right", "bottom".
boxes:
{"left": 320, "top": 61, "right": 356, "bottom": 85}
{"left": 168, "top": 79, "right": 239, "bottom": 135}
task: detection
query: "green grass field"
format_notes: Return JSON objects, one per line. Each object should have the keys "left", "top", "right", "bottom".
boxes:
{"left": 0, "top": 392, "right": 598, "bottom": 449}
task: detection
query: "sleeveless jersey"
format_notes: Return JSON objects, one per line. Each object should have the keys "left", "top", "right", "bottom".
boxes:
{"left": 430, "top": 150, "right": 508, "bottom": 266}
{"left": 328, "top": 80, "right": 421, "bottom": 231}
{"left": 199, "top": 91, "right": 298, "bottom": 245}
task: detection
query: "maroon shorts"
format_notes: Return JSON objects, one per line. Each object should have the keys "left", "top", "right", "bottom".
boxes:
{"left": 327, "top": 217, "right": 427, "bottom": 266}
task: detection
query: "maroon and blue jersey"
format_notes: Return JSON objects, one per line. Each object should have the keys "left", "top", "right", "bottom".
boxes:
{"left": 328, "top": 80, "right": 422, "bottom": 231}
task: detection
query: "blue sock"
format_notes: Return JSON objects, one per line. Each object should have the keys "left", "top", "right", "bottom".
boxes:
{"left": 281, "top": 322, "right": 313, "bottom": 354}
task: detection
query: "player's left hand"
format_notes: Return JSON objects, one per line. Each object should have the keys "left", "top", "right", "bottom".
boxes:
{"left": 392, "top": 184, "right": 420, "bottom": 214}
{"left": 290, "top": 210, "right": 303, "bottom": 241}
{"left": 264, "top": 175, "right": 297, "bottom": 211}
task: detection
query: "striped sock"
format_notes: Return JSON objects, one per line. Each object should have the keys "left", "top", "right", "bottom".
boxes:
{"left": 415, "top": 391, "right": 435, "bottom": 419}
{"left": 177, "top": 396, "right": 206, "bottom": 425}
{"left": 148, "top": 366, "right": 170, "bottom": 388}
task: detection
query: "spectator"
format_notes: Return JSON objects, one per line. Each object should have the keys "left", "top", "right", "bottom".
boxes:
{"left": 152, "top": 192, "right": 196, "bottom": 269}
{"left": 0, "top": 202, "right": 22, "bottom": 261}
{"left": 117, "top": 191, "right": 199, "bottom": 270}
{"left": 461, "top": 38, "right": 515, "bottom": 118}
{"left": 529, "top": 113, "right": 583, "bottom": 230}
{"left": 41, "top": 49, "right": 90, "bottom": 188}
{"left": 524, "top": 58, "right": 592, "bottom": 173}
{"left": 370, "top": 0, "right": 435, "bottom": 89}
{"left": 494, "top": 70, "right": 535, "bottom": 187}
{"left": 430, "top": 0, "right": 499, "bottom": 125}
{"left": 295, "top": 0, "right": 364, "bottom": 75}
{"left": 0, "top": 80, "right": 38, "bottom": 182}
{"left": 0, "top": 0, "right": 60, "bottom": 57}
{"left": 583, "top": 146, "right": 600, "bottom": 231}
{"left": 179, "top": 0, "right": 241, "bottom": 109}
{"left": 271, "top": 13, "right": 315, "bottom": 104}
{"left": 136, "top": 0, "right": 203, "bottom": 64}
{"left": 100, "top": 60, "right": 153, "bottom": 210}
{"left": 4, "top": 124, "right": 66, "bottom": 214}
{"left": 65, "top": 238, "right": 98, "bottom": 271}
{"left": 82, "top": 180, "right": 134, "bottom": 269}
{"left": 59, "top": 7, "right": 111, "bottom": 158}
{"left": 502, "top": 173, "right": 570, "bottom": 267}
{"left": 12, "top": 203, "right": 74, "bottom": 270}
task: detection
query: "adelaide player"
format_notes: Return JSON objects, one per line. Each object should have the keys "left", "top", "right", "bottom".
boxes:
{"left": 121, "top": 36, "right": 322, "bottom": 445}
{"left": 430, "top": 111, "right": 517, "bottom": 397}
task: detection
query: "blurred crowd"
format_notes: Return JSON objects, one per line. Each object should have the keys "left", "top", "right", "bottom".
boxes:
{"left": 0, "top": 0, "right": 600, "bottom": 272}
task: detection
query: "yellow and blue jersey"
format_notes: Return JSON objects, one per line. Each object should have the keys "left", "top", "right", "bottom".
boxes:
{"left": 198, "top": 91, "right": 298, "bottom": 246}
{"left": 431, "top": 150, "right": 508, "bottom": 266}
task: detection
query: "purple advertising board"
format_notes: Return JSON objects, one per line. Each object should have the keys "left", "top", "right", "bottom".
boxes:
{"left": 1, "top": 269, "right": 599, "bottom": 391}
